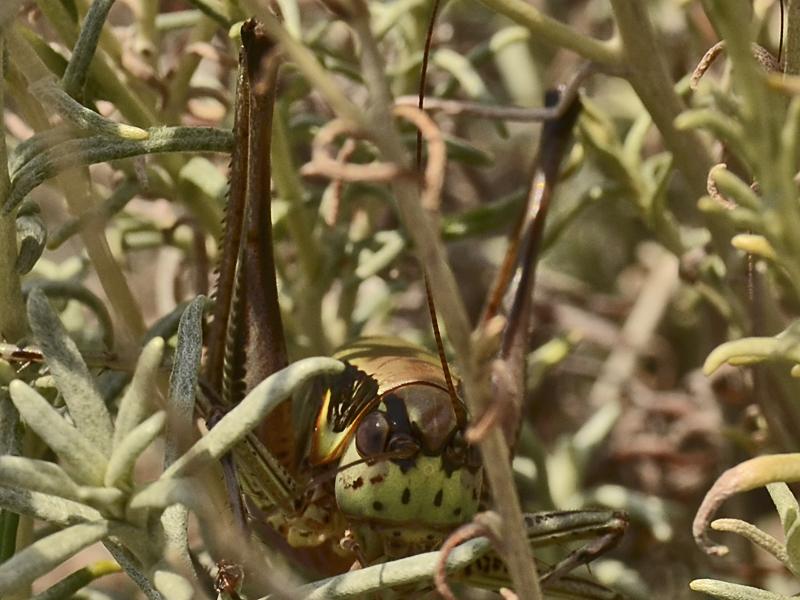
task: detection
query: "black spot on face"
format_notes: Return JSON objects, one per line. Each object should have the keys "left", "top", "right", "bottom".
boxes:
{"left": 373, "top": 501, "right": 384, "bottom": 511}
{"left": 369, "top": 475, "right": 384, "bottom": 485}
{"left": 464, "top": 565, "right": 472, "bottom": 577}
{"left": 434, "top": 489, "right": 443, "bottom": 507}
{"left": 453, "top": 507, "right": 462, "bottom": 517}
{"left": 402, "top": 487, "right": 411, "bottom": 504}
{"left": 352, "top": 477, "right": 364, "bottom": 489}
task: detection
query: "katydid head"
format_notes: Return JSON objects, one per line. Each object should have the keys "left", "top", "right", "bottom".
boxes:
{"left": 331, "top": 382, "right": 481, "bottom": 561}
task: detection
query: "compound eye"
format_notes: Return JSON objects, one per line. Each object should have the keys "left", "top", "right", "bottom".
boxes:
{"left": 355, "top": 411, "right": 390, "bottom": 457}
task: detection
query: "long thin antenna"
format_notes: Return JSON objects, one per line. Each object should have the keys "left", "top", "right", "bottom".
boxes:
{"left": 415, "top": 0, "right": 463, "bottom": 422}
{"left": 417, "top": 0, "right": 442, "bottom": 171}
{"left": 779, "top": 0, "right": 785, "bottom": 63}
{"left": 424, "top": 272, "right": 466, "bottom": 424}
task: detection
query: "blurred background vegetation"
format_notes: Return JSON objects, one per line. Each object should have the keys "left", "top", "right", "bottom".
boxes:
{"left": 4, "top": 0, "right": 800, "bottom": 598}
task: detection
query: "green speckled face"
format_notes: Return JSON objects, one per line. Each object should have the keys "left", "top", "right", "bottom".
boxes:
{"left": 334, "top": 384, "right": 482, "bottom": 560}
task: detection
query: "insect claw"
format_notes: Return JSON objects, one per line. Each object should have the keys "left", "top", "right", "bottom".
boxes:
{"left": 214, "top": 559, "right": 245, "bottom": 600}
{"left": 340, "top": 529, "right": 367, "bottom": 566}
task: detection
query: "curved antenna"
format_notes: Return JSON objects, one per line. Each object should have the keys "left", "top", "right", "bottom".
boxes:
{"left": 415, "top": 0, "right": 464, "bottom": 424}
{"left": 424, "top": 272, "right": 466, "bottom": 425}
{"left": 779, "top": 0, "right": 785, "bottom": 63}
{"left": 417, "top": 0, "right": 443, "bottom": 170}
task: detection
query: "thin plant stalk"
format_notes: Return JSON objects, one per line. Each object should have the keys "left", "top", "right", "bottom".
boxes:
{"left": 0, "top": 39, "right": 28, "bottom": 341}
{"left": 347, "top": 7, "right": 543, "bottom": 599}
{"left": 785, "top": 0, "right": 800, "bottom": 74}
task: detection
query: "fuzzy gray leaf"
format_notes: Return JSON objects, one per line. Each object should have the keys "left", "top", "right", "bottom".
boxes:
{"left": 113, "top": 337, "right": 165, "bottom": 448}
{"left": 15, "top": 212, "right": 47, "bottom": 274}
{"left": 295, "top": 537, "right": 491, "bottom": 599}
{"left": 165, "top": 296, "right": 205, "bottom": 467}
{"left": 161, "top": 298, "right": 205, "bottom": 575}
{"left": 0, "top": 520, "right": 110, "bottom": 595}
{"left": 26, "top": 289, "right": 113, "bottom": 453}
{"left": 689, "top": 578, "right": 791, "bottom": 600}
{"left": 162, "top": 357, "right": 344, "bottom": 480}
{"left": 767, "top": 483, "right": 800, "bottom": 575}
{"left": 0, "top": 456, "right": 80, "bottom": 499}
{"left": 0, "top": 389, "right": 21, "bottom": 456}
{"left": 128, "top": 477, "right": 200, "bottom": 515}
{"left": 153, "top": 567, "right": 194, "bottom": 600}
{"left": 0, "top": 485, "right": 102, "bottom": 526}
{"left": 105, "top": 411, "right": 166, "bottom": 487}
{"left": 8, "top": 380, "right": 107, "bottom": 485}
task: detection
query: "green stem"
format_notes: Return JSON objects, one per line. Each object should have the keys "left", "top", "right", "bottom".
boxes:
{"left": 32, "top": 560, "right": 121, "bottom": 600}
{"left": 135, "top": 0, "right": 160, "bottom": 68}
{"left": 30, "top": 3, "right": 220, "bottom": 234}
{"left": 704, "top": 1, "right": 800, "bottom": 288}
{"left": 472, "top": 0, "right": 621, "bottom": 66}
{"left": 347, "top": 8, "right": 543, "bottom": 600}
{"left": 241, "top": 2, "right": 366, "bottom": 128}
{"left": 0, "top": 40, "right": 28, "bottom": 341}
{"left": 62, "top": 0, "right": 116, "bottom": 98}
{"left": 0, "top": 511, "right": 19, "bottom": 562}
{"left": 272, "top": 104, "right": 329, "bottom": 354}
{"left": 609, "top": 1, "right": 714, "bottom": 204}
{"left": 163, "top": 17, "right": 218, "bottom": 123}
{"left": 32, "top": 3, "right": 156, "bottom": 128}
{"left": 785, "top": 0, "right": 800, "bottom": 75}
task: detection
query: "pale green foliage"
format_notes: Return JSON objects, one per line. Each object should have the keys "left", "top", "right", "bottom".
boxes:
{"left": 0, "top": 295, "right": 343, "bottom": 598}
{"left": 681, "top": 3, "right": 800, "bottom": 598}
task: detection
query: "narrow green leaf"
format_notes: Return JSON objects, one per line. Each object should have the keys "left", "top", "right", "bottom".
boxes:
{"left": 0, "top": 521, "right": 110, "bottom": 595}
{"left": 114, "top": 337, "right": 166, "bottom": 448}
{"left": 0, "top": 511, "right": 18, "bottom": 562}
{"left": 105, "top": 411, "right": 166, "bottom": 487}
{"left": 704, "top": 332, "right": 800, "bottom": 376}
{"left": 8, "top": 380, "right": 107, "bottom": 485}
{"left": 31, "top": 560, "right": 121, "bottom": 600}
{"left": 432, "top": 48, "right": 489, "bottom": 99}
{"left": 689, "top": 578, "right": 791, "bottom": 599}
{"left": 26, "top": 289, "right": 113, "bottom": 453}
{"left": 769, "top": 483, "right": 800, "bottom": 576}
{"left": 767, "top": 482, "right": 800, "bottom": 534}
